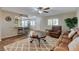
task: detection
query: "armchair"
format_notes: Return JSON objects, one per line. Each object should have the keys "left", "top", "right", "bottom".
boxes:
{"left": 47, "top": 26, "right": 62, "bottom": 38}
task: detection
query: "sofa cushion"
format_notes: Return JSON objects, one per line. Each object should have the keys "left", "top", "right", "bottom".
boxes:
{"left": 29, "top": 31, "right": 38, "bottom": 37}
{"left": 54, "top": 46, "right": 69, "bottom": 51}
{"left": 61, "top": 38, "right": 71, "bottom": 44}
{"left": 68, "top": 37, "right": 79, "bottom": 51}
{"left": 59, "top": 42, "right": 68, "bottom": 47}
{"left": 68, "top": 29, "right": 76, "bottom": 39}
{"left": 72, "top": 34, "right": 78, "bottom": 39}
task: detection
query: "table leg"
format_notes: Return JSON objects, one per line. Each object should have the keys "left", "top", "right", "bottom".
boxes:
{"left": 38, "top": 38, "right": 40, "bottom": 47}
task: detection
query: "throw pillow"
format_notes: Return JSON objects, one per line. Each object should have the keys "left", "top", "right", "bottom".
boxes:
{"left": 29, "top": 31, "right": 37, "bottom": 37}
{"left": 68, "top": 29, "right": 76, "bottom": 39}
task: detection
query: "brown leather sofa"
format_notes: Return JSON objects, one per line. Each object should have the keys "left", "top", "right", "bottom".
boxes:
{"left": 47, "top": 26, "right": 62, "bottom": 38}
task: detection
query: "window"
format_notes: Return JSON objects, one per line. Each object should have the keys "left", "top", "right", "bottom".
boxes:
{"left": 53, "top": 18, "right": 59, "bottom": 25}
{"left": 30, "top": 20, "right": 35, "bottom": 26}
{"left": 48, "top": 19, "right": 53, "bottom": 26}
{"left": 22, "top": 20, "right": 29, "bottom": 27}
{"left": 21, "top": 17, "right": 29, "bottom": 27}
{"left": 22, "top": 20, "right": 25, "bottom": 27}
{"left": 48, "top": 18, "right": 59, "bottom": 26}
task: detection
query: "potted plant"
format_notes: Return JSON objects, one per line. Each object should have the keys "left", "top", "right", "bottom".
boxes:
{"left": 64, "top": 17, "right": 78, "bottom": 30}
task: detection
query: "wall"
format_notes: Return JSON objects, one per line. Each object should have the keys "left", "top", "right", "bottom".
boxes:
{"left": 0, "top": 20, "right": 1, "bottom": 41}
{"left": 40, "top": 12, "right": 76, "bottom": 32}
{"left": 0, "top": 10, "right": 2, "bottom": 41}
{"left": 0, "top": 10, "right": 19, "bottom": 39}
{"left": 30, "top": 16, "right": 42, "bottom": 31}
{"left": 0, "top": 10, "right": 77, "bottom": 39}
{"left": 77, "top": 9, "right": 79, "bottom": 27}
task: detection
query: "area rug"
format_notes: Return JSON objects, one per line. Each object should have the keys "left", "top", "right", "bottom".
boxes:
{"left": 4, "top": 36, "right": 57, "bottom": 51}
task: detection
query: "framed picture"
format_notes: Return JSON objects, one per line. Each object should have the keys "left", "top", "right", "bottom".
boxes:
{"left": 5, "top": 16, "right": 12, "bottom": 21}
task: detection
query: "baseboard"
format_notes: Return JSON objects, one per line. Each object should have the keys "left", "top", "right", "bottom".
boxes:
{"left": 2, "top": 34, "right": 24, "bottom": 41}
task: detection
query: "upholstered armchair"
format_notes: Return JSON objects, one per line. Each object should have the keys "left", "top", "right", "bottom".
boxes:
{"left": 47, "top": 26, "right": 62, "bottom": 38}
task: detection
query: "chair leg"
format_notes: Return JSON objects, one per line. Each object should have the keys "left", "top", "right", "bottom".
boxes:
{"left": 30, "top": 40, "right": 33, "bottom": 43}
{"left": 30, "top": 38, "right": 33, "bottom": 43}
{"left": 42, "top": 38, "right": 46, "bottom": 42}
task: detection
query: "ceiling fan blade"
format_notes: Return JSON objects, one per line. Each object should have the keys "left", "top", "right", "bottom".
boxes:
{"left": 44, "top": 7, "right": 50, "bottom": 10}
{"left": 38, "top": 7, "right": 43, "bottom": 10}
{"left": 43, "top": 11, "right": 48, "bottom": 13}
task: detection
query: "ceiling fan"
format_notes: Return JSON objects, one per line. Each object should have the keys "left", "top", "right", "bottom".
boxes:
{"left": 36, "top": 7, "right": 50, "bottom": 13}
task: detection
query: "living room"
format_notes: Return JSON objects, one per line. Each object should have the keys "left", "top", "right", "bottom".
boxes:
{"left": 0, "top": 7, "right": 79, "bottom": 51}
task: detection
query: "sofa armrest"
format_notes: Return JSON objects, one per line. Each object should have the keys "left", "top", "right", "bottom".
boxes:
{"left": 49, "top": 30, "right": 61, "bottom": 34}
{"left": 49, "top": 32, "right": 57, "bottom": 34}
{"left": 50, "top": 38, "right": 62, "bottom": 51}
{"left": 48, "top": 30, "right": 53, "bottom": 32}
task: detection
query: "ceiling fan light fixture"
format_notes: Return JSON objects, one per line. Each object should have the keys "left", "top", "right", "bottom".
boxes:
{"left": 33, "top": 7, "right": 51, "bottom": 14}
{"left": 38, "top": 10, "right": 43, "bottom": 14}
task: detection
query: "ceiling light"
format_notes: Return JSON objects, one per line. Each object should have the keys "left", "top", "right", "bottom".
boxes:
{"left": 38, "top": 10, "right": 43, "bottom": 14}
{"left": 33, "top": 7, "right": 51, "bottom": 14}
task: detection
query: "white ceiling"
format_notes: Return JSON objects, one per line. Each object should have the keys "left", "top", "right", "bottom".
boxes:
{"left": 0, "top": 7, "right": 78, "bottom": 16}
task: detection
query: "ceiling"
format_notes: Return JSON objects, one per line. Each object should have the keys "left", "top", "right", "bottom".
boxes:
{"left": 0, "top": 7, "right": 78, "bottom": 16}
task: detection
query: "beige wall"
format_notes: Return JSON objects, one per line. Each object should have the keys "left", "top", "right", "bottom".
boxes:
{"left": 0, "top": 10, "right": 2, "bottom": 41}
{"left": 77, "top": 9, "right": 79, "bottom": 27}
{"left": 0, "top": 10, "right": 19, "bottom": 39}
{"left": 40, "top": 12, "right": 76, "bottom": 31}
{"left": 0, "top": 20, "right": 1, "bottom": 41}
{"left": 30, "top": 16, "right": 42, "bottom": 31}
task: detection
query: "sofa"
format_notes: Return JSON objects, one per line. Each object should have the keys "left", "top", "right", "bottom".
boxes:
{"left": 47, "top": 26, "right": 62, "bottom": 38}
{"left": 50, "top": 29, "right": 79, "bottom": 51}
